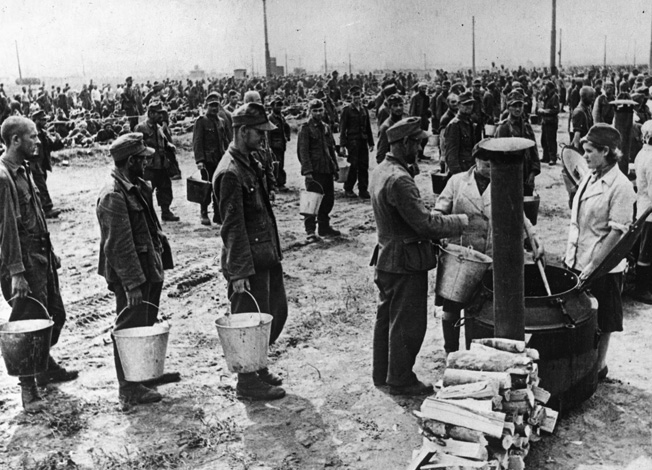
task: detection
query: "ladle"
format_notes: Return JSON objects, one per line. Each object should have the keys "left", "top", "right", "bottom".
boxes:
{"left": 524, "top": 221, "right": 552, "bottom": 296}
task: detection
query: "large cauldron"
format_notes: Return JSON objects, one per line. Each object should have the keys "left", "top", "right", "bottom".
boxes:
{"left": 465, "top": 264, "right": 599, "bottom": 413}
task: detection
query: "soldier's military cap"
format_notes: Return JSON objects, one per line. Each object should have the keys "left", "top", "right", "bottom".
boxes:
{"left": 232, "top": 102, "right": 276, "bottom": 130}
{"left": 443, "top": 80, "right": 452, "bottom": 87}
{"left": 386, "top": 93, "right": 403, "bottom": 105}
{"left": 309, "top": 99, "right": 324, "bottom": 110}
{"left": 387, "top": 117, "right": 431, "bottom": 144}
{"left": 31, "top": 109, "right": 46, "bottom": 120}
{"left": 472, "top": 79, "right": 482, "bottom": 86}
{"left": 110, "top": 132, "right": 154, "bottom": 162}
{"left": 147, "top": 101, "right": 163, "bottom": 112}
{"left": 206, "top": 92, "right": 221, "bottom": 105}
{"left": 126, "top": 76, "right": 133, "bottom": 82}
{"left": 507, "top": 90, "right": 525, "bottom": 105}
{"left": 350, "top": 86, "right": 362, "bottom": 95}
{"left": 383, "top": 84, "right": 398, "bottom": 97}
{"left": 458, "top": 91, "right": 475, "bottom": 104}
{"left": 272, "top": 96, "right": 284, "bottom": 106}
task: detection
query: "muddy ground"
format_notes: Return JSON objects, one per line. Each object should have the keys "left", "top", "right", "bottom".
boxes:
{"left": 0, "top": 112, "right": 651, "bottom": 470}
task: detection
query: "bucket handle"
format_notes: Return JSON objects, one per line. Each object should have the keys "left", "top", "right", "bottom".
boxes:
{"left": 191, "top": 168, "right": 210, "bottom": 181}
{"left": 306, "top": 179, "right": 324, "bottom": 194}
{"left": 7, "top": 295, "right": 52, "bottom": 321}
{"left": 227, "top": 290, "right": 262, "bottom": 325}
{"left": 114, "top": 300, "right": 168, "bottom": 330}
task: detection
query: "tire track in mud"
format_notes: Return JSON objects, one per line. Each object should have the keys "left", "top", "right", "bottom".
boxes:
{"left": 67, "top": 257, "right": 218, "bottom": 328}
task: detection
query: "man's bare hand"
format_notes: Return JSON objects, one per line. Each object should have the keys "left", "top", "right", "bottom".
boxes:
{"left": 232, "top": 278, "right": 250, "bottom": 294}
{"left": 126, "top": 286, "right": 143, "bottom": 307}
{"left": 11, "top": 274, "right": 30, "bottom": 299}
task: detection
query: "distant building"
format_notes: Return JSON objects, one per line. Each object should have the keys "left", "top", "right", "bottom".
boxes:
{"left": 189, "top": 65, "right": 206, "bottom": 81}
{"left": 269, "top": 57, "right": 284, "bottom": 76}
{"left": 234, "top": 69, "right": 247, "bottom": 79}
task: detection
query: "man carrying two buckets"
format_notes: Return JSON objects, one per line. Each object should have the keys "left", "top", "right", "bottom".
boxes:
{"left": 0, "top": 116, "right": 78, "bottom": 413}
{"left": 96, "top": 133, "right": 178, "bottom": 409}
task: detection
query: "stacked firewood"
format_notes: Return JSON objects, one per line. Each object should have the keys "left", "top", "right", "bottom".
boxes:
{"left": 408, "top": 338, "right": 558, "bottom": 470}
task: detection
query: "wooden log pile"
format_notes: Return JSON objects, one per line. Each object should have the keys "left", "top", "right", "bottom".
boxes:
{"left": 407, "top": 338, "right": 558, "bottom": 470}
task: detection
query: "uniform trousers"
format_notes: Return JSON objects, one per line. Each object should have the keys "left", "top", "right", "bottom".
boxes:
{"left": 344, "top": 139, "right": 369, "bottom": 194}
{"left": 304, "top": 173, "right": 335, "bottom": 234}
{"left": 271, "top": 147, "right": 287, "bottom": 187}
{"left": 373, "top": 269, "right": 428, "bottom": 387}
{"left": 30, "top": 164, "right": 54, "bottom": 212}
{"left": 541, "top": 120, "right": 558, "bottom": 163}
{"left": 144, "top": 168, "right": 173, "bottom": 208}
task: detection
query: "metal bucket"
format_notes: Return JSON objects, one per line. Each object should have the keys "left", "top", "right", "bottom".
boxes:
{"left": 336, "top": 157, "right": 350, "bottom": 184}
{"left": 299, "top": 180, "right": 324, "bottom": 216}
{"left": 112, "top": 301, "right": 171, "bottom": 382}
{"left": 432, "top": 134, "right": 440, "bottom": 147}
{"left": 0, "top": 297, "right": 53, "bottom": 377}
{"left": 524, "top": 194, "right": 540, "bottom": 225}
{"left": 431, "top": 170, "right": 450, "bottom": 195}
{"left": 186, "top": 170, "right": 212, "bottom": 204}
{"left": 484, "top": 124, "right": 496, "bottom": 137}
{"left": 466, "top": 265, "right": 599, "bottom": 413}
{"left": 436, "top": 244, "right": 493, "bottom": 303}
{"left": 215, "top": 291, "right": 272, "bottom": 373}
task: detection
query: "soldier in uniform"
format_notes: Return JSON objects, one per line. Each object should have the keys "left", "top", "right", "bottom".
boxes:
{"left": 369, "top": 117, "right": 467, "bottom": 395}
{"left": 213, "top": 103, "right": 287, "bottom": 401}
{"left": 409, "top": 82, "right": 432, "bottom": 160}
{"left": 593, "top": 82, "right": 616, "bottom": 125}
{"left": 495, "top": 90, "right": 540, "bottom": 196}
{"left": 96, "top": 133, "right": 178, "bottom": 409}
{"left": 443, "top": 91, "right": 477, "bottom": 175}
{"left": 339, "top": 86, "right": 374, "bottom": 199}
{"left": 537, "top": 81, "right": 560, "bottom": 165}
{"left": 135, "top": 101, "right": 180, "bottom": 222}
{"left": 298, "top": 99, "right": 341, "bottom": 241}
{"left": 0, "top": 116, "right": 78, "bottom": 413}
{"left": 267, "top": 97, "right": 291, "bottom": 191}
{"left": 121, "top": 77, "right": 140, "bottom": 131}
{"left": 193, "top": 92, "right": 228, "bottom": 225}
{"left": 376, "top": 94, "right": 404, "bottom": 164}
{"left": 570, "top": 86, "right": 595, "bottom": 150}
{"left": 31, "top": 110, "right": 64, "bottom": 218}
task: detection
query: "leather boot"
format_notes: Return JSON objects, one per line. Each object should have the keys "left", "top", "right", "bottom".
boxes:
{"left": 236, "top": 372, "right": 285, "bottom": 400}
{"left": 442, "top": 319, "right": 460, "bottom": 355}
{"left": 161, "top": 206, "right": 180, "bottom": 222}
{"left": 36, "top": 355, "right": 79, "bottom": 386}
{"left": 20, "top": 377, "right": 45, "bottom": 414}
{"left": 631, "top": 265, "right": 652, "bottom": 304}
{"left": 200, "top": 206, "right": 211, "bottom": 226}
{"left": 257, "top": 368, "right": 283, "bottom": 386}
{"left": 119, "top": 381, "right": 162, "bottom": 408}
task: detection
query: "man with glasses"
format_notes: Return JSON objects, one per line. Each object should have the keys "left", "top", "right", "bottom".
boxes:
{"left": 495, "top": 90, "right": 540, "bottom": 196}
{"left": 443, "top": 91, "right": 478, "bottom": 175}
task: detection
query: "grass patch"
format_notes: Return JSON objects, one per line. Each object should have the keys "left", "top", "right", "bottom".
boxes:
{"left": 43, "top": 402, "right": 86, "bottom": 438}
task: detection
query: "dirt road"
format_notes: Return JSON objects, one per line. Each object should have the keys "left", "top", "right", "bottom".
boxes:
{"left": 1, "top": 115, "right": 651, "bottom": 469}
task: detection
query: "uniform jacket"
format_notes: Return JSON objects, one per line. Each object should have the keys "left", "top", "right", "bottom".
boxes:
{"left": 369, "top": 155, "right": 466, "bottom": 274}
{"left": 571, "top": 103, "right": 593, "bottom": 144}
{"left": 36, "top": 128, "right": 64, "bottom": 172}
{"left": 192, "top": 114, "right": 227, "bottom": 165}
{"left": 495, "top": 117, "right": 541, "bottom": 180}
{"left": 297, "top": 118, "right": 338, "bottom": 175}
{"left": 376, "top": 115, "right": 400, "bottom": 164}
{"left": 340, "top": 104, "right": 374, "bottom": 147}
{"left": 0, "top": 158, "right": 52, "bottom": 277}
{"left": 268, "top": 112, "right": 291, "bottom": 151}
{"left": 443, "top": 114, "right": 476, "bottom": 174}
{"left": 435, "top": 167, "right": 493, "bottom": 256}
{"left": 135, "top": 120, "right": 172, "bottom": 170}
{"left": 635, "top": 144, "right": 652, "bottom": 222}
{"left": 214, "top": 143, "right": 282, "bottom": 281}
{"left": 96, "top": 169, "right": 165, "bottom": 291}
{"left": 409, "top": 92, "right": 431, "bottom": 119}
{"left": 540, "top": 92, "right": 560, "bottom": 124}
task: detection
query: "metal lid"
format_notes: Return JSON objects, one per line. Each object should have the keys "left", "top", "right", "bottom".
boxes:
{"left": 560, "top": 145, "right": 588, "bottom": 186}
{"left": 478, "top": 137, "right": 535, "bottom": 153}
{"left": 580, "top": 206, "right": 652, "bottom": 288}
{"left": 608, "top": 99, "right": 638, "bottom": 107}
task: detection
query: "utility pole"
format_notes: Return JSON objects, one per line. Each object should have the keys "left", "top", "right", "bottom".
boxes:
{"left": 15, "top": 41, "right": 22, "bottom": 80}
{"left": 550, "top": 0, "right": 557, "bottom": 75}
{"left": 324, "top": 37, "right": 328, "bottom": 74}
{"left": 262, "top": 0, "right": 271, "bottom": 77}
{"left": 472, "top": 16, "right": 476, "bottom": 76}
{"left": 649, "top": 7, "right": 652, "bottom": 72}
{"left": 285, "top": 50, "right": 288, "bottom": 76}
{"left": 604, "top": 35, "right": 607, "bottom": 67}
{"left": 424, "top": 53, "right": 427, "bottom": 72}
{"left": 558, "top": 28, "right": 562, "bottom": 69}
{"left": 634, "top": 40, "right": 637, "bottom": 67}
{"left": 81, "top": 53, "right": 86, "bottom": 77}
{"left": 251, "top": 46, "right": 255, "bottom": 77}
{"left": 349, "top": 53, "right": 352, "bottom": 75}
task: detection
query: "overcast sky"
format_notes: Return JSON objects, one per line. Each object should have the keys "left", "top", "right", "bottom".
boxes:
{"left": 0, "top": 0, "right": 650, "bottom": 81}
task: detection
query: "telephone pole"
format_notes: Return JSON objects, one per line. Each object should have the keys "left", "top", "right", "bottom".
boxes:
{"left": 649, "top": 7, "right": 652, "bottom": 72}
{"left": 603, "top": 35, "right": 607, "bottom": 67}
{"left": 558, "top": 28, "right": 562, "bottom": 69}
{"left": 349, "top": 53, "right": 352, "bottom": 75}
{"left": 472, "top": 16, "right": 476, "bottom": 76}
{"left": 262, "top": 0, "right": 271, "bottom": 77}
{"left": 324, "top": 37, "right": 328, "bottom": 74}
{"left": 424, "top": 53, "right": 427, "bottom": 72}
{"left": 550, "top": 0, "right": 557, "bottom": 75}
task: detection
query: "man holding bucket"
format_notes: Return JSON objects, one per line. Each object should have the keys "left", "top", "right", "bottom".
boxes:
{"left": 96, "top": 133, "right": 177, "bottom": 408}
{"left": 213, "top": 102, "right": 287, "bottom": 401}
{"left": 369, "top": 117, "right": 468, "bottom": 396}
{"left": 0, "top": 116, "right": 78, "bottom": 413}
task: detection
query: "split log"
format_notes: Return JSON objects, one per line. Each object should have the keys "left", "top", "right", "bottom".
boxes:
{"left": 503, "top": 389, "right": 535, "bottom": 408}
{"left": 532, "top": 385, "right": 551, "bottom": 404}
{"left": 450, "top": 346, "right": 533, "bottom": 372}
{"left": 487, "top": 433, "right": 514, "bottom": 450}
{"left": 525, "top": 348, "right": 540, "bottom": 361}
{"left": 437, "top": 380, "right": 499, "bottom": 400}
{"left": 540, "top": 407, "right": 559, "bottom": 433}
{"left": 420, "top": 397, "right": 506, "bottom": 438}
{"left": 507, "top": 454, "right": 525, "bottom": 470}
{"left": 443, "top": 369, "right": 512, "bottom": 391}
{"left": 439, "top": 398, "right": 494, "bottom": 413}
{"left": 501, "top": 399, "right": 530, "bottom": 414}
{"left": 489, "top": 448, "right": 509, "bottom": 468}
{"left": 513, "top": 422, "right": 532, "bottom": 439}
{"left": 528, "top": 405, "right": 546, "bottom": 426}
{"left": 471, "top": 338, "right": 525, "bottom": 353}
{"left": 413, "top": 412, "right": 489, "bottom": 445}
{"left": 492, "top": 395, "right": 503, "bottom": 411}
{"left": 405, "top": 447, "right": 434, "bottom": 470}
{"left": 421, "top": 436, "right": 489, "bottom": 461}
{"left": 502, "top": 422, "right": 515, "bottom": 435}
